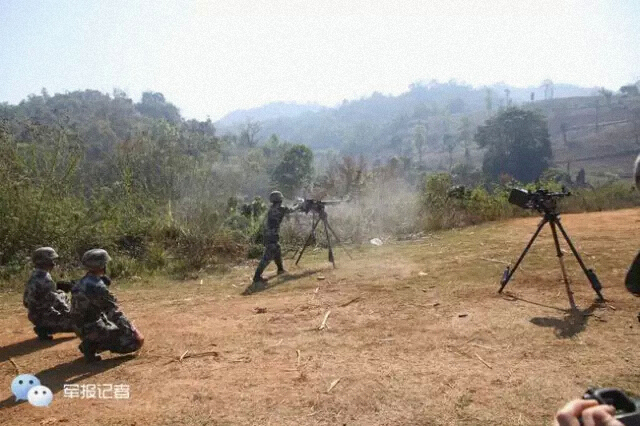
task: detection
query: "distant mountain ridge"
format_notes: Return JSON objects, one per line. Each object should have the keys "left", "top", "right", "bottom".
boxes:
{"left": 215, "top": 80, "right": 616, "bottom": 159}
{"left": 216, "top": 82, "right": 599, "bottom": 130}
{"left": 216, "top": 101, "right": 327, "bottom": 127}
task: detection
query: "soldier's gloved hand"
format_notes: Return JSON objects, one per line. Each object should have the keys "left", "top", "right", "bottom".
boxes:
{"left": 101, "top": 276, "right": 112, "bottom": 287}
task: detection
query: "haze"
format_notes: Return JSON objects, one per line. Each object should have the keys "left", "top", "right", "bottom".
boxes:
{"left": 1, "top": 0, "right": 639, "bottom": 121}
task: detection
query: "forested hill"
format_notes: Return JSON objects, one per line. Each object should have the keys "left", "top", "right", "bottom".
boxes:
{"left": 215, "top": 81, "right": 599, "bottom": 154}
{"left": 216, "top": 101, "right": 327, "bottom": 127}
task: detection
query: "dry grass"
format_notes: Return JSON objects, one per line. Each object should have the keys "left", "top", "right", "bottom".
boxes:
{"left": 1, "top": 208, "right": 639, "bottom": 425}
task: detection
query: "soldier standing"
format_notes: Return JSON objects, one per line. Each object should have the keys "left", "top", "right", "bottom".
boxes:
{"left": 244, "top": 191, "right": 300, "bottom": 294}
{"left": 23, "top": 247, "right": 76, "bottom": 340}
{"left": 71, "top": 249, "right": 144, "bottom": 362}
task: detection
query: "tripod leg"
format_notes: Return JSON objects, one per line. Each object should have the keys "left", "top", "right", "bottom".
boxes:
{"left": 324, "top": 218, "right": 353, "bottom": 260}
{"left": 296, "top": 216, "right": 321, "bottom": 266}
{"left": 549, "top": 221, "right": 577, "bottom": 310}
{"left": 555, "top": 219, "right": 605, "bottom": 301}
{"left": 499, "top": 216, "right": 548, "bottom": 293}
{"left": 322, "top": 217, "right": 336, "bottom": 268}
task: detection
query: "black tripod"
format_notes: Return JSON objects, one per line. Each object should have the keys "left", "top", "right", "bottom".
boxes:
{"left": 294, "top": 207, "right": 351, "bottom": 268}
{"left": 498, "top": 210, "right": 605, "bottom": 309}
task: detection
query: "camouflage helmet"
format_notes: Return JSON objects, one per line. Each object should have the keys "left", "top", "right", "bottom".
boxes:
{"left": 32, "top": 247, "right": 59, "bottom": 267}
{"left": 81, "top": 248, "right": 112, "bottom": 269}
{"left": 269, "top": 191, "right": 284, "bottom": 203}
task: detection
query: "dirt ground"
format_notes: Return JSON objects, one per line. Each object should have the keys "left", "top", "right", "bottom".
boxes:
{"left": 1, "top": 208, "right": 639, "bottom": 426}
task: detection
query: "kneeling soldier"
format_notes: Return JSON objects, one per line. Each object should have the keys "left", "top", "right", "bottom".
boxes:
{"left": 23, "top": 247, "right": 76, "bottom": 340}
{"left": 71, "top": 249, "right": 144, "bottom": 362}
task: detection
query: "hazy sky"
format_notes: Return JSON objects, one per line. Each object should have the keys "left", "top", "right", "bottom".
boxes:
{"left": 1, "top": 0, "right": 639, "bottom": 121}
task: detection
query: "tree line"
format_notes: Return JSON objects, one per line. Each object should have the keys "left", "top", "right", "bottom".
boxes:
{"left": 1, "top": 87, "right": 637, "bottom": 285}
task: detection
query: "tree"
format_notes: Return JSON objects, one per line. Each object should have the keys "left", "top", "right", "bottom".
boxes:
{"left": 628, "top": 106, "right": 640, "bottom": 145}
{"left": 474, "top": 107, "right": 552, "bottom": 182}
{"left": 542, "top": 79, "right": 554, "bottom": 100}
{"left": 271, "top": 144, "right": 314, "bottom": 198}
{"left": 413, "top": 123, "right": 427, "bottom": 164}
{"left": 560, "top": 122, "right": 569, "bottom": 145}
{"left": 599, "top": 87, "right": 613, "bottom": 106}
{"left": 135, "top": 92, "right": 181, "bottom": 123}
{"left": 239, "top": 118, "right": 261, "bottom": 148}
{"left": 457, "top": 116, "right": 472, "bottom": 164}
{"left": 504, "top": 88, "right": 511, "bottom": 106}
{"left": 442, "top": 133, "right": 456, "bottom": 171}
{"left": 620, "top": 85, "right": 639, "bottom": 96}
{"left": 485, "top": 88, "right": 493, "bottom": 114}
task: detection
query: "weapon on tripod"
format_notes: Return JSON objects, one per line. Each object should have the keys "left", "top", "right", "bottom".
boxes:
{"left": 499, "top": 187, "right": 605, "bottom": 309}
{"left": 294, "top": 198, "right": 352, "bottom": 268}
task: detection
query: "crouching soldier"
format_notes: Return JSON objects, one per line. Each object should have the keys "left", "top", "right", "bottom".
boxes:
{"left": 23, "top": 247, "right": 76, "bottom": 340}
{"left": 71, "top": 249, "right": 144, "bottom": 362}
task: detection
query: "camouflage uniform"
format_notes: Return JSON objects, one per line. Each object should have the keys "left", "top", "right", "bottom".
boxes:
{"left": 23, "top": 269, "right": 76, "bottom": 339}
{"left": 71, "top": 249, "right": 143, "bottom": 361}
{"left": 251, "top": 191, "right": 299, "bottom": 284}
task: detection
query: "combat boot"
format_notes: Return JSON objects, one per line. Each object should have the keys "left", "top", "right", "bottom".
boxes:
{"left": 242, "top": 278, "right": 266, "bottom": 295}
{"left": 78, "top": 342, "right": 101, "bottom": 363}
{"left": 34, "top": 327, "right": 53, "bottom": 341}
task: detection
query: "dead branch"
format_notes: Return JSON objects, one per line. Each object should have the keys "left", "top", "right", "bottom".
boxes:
{"left": 182, "top": 350, "right": 219, "bottom": 360}
{"left": 471, "top": 343, "right": 496, "bottom": 351}
{"left": 164, "top": 350, "right": 220, "bottom": 365}
{"left": 9, "top": 358, "right": 20, "bottom": 374}
{"left": 319, "top": 310, "right": 331, "bottom": 330}
{"left": 339, "top": 297, "right": 362, "bottom": 307}
{"left": 327, "top": 378, "right": 341, "bottom": 393}
{"left": 475, "top": 353, "right": 492, "bottom": 369}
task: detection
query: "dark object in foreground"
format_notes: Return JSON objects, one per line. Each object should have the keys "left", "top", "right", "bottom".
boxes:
{"left": 56, "top": 280, "right": 76, "bottom": 293}
{"left": 294, "top": 198, "right": 352, "bottom": 268}
{"left": 499, "top": 188, "right": 605, "bottom": 309}
{"left": 625, "top": 251, "right": 640, "bottom": 296}
{"left": 582, "top": 388, "right": 640, "bottom": 426}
